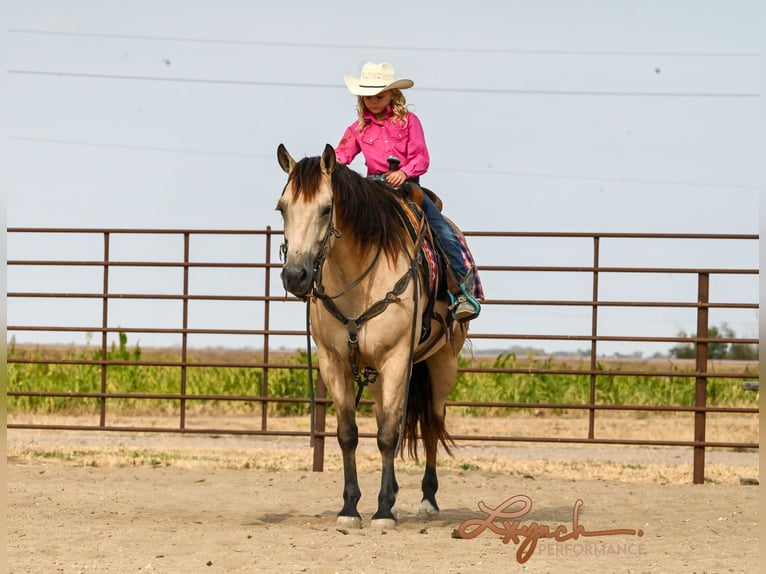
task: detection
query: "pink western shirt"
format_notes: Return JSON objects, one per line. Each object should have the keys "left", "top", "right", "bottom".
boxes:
{"left": 335, "top": 108, "right": 430, "bottom": 179}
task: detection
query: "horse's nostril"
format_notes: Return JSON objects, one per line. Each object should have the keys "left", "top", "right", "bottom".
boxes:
{"left": 282, "top": 266, "right": 306, "bottom": 282}
{"left": 281, "top": 265, "right": 311, "bottom": 296}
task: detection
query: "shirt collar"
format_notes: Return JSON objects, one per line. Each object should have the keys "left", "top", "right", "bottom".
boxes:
{"left": 363, "top": 105, "right": 393, "bottom": 123}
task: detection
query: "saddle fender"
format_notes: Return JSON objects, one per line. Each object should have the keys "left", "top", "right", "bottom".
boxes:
{"left": 407, "top": 182, "right": 443, "bottom": 212}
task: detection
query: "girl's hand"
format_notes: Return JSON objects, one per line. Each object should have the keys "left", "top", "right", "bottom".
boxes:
{"left": 386, "top": 170, "right": 407, "bottom": 187}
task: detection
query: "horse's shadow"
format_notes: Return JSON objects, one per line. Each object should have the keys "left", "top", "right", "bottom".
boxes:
{"left": 518, "top": 505, "right": 584, "bottom": 523}
{"left": 249, "top": 500, "right": 581, "bottom": 531}
{"left": 248, "top": 510, "right": 338, "bottom": 526}
{"left": 419, "top": 505, "right": 575, "bottom": 525}
{"left": 408, "top": 507, "right": 474, "bottom": 528}
{"left": 249, "top": 506, "right": 530, "bottom": 529}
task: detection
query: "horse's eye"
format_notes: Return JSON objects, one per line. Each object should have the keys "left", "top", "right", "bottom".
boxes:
{"left": 320, "top": 204, "right": 332, "bottom": 219}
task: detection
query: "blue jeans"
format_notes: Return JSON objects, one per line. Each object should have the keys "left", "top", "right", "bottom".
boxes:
{"left": 420, "top": 195, "right": 469, "bottom": 279}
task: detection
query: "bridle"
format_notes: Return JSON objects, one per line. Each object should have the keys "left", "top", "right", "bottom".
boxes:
{"left": 280, "top": 193, "right": 426, "bottom": 452}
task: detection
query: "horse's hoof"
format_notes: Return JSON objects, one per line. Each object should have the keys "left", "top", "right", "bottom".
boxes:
{"left": 336, "top": 515, "right": 362, "bottom": 529}
{"left": 417, "top": 499, "right": 439, "bottom": 517}
{"left": 370, "top": 518, "right": 397, "bottom": 530}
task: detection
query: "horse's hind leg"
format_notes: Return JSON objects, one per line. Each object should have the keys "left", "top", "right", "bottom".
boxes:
{"left": 419, "top": 440, "right": 440, "bottom": 515}
{"left": 418, "top": 350, "right": 459, "bottom": 516}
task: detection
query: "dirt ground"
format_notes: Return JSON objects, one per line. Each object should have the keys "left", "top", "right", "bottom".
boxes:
{"left": 6, "top": 414, "right": 761, "bottom": 573}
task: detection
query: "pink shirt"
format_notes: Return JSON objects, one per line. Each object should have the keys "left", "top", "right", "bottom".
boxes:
{"left": 335, "top": 108, "right": 430, "bottom": 178}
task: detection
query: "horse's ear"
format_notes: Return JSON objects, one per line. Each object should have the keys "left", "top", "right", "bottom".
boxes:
{"left": 277, "top": 143, "right": 296, "bottom": 174}
{"left": 320, "top": 144, "right": 336, "bottom": 175}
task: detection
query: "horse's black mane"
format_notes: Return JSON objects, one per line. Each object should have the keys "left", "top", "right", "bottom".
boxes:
{"left": 288, "top": 157, "right": 410, "bottom": 260}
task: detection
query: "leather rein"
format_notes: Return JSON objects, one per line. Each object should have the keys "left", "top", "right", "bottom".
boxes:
{"left": 312, "top": 202, "right": 427, "bottom": 397}
{"left": 281, "top": 199, "right": 427, "bottom": 449}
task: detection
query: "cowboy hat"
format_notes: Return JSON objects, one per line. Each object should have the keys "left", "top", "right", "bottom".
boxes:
{"left": 344, "top": 62, "right": 414, "bottom": 96}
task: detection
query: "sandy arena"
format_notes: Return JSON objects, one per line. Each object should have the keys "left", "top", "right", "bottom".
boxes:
{"left": 7, "top": 414, "right": 760, "bottom": 573}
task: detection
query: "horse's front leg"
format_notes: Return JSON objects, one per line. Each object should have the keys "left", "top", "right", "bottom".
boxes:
{"left": 336, "top": 403, "right": 362, "bottom": 529}
{"left": 319, "top": 349, "right": 363, "bottom": 529}
{"left": 369, "top": 364, "right": 408, "bottom": 530}
{"left": 371, "top": 413, "right": 400, "bottom": 529}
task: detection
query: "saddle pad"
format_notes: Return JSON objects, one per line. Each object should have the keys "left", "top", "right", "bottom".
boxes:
{"left": 395, "top": 197, "right": 439, "bottom": 293}
{"left": 395, "top": 196, "right": 484, "bottom": 301}
{"left": 453, "top": 226, "right": 485, "bottom": 300}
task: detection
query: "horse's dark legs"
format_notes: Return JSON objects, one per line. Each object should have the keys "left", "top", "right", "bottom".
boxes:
{"left": 336, "top": 407, "right": 362, "bottom": 528}
{"left": 371, "top": 417, "right": 400, "bottom": 528}
{"left": 419, "top": 365, "right": 450, "bottom": 516}
{"left": 421, "top": 464, "right": 439, "bottom": 513}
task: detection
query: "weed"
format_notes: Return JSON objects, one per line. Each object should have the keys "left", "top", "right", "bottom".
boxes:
{"left": 6, "top": 338, "right": 758, "bottom": 417}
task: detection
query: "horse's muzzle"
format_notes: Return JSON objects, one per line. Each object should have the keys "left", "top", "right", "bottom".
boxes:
{"left": 280, "top": 264, "right": 313, "bottom": 298}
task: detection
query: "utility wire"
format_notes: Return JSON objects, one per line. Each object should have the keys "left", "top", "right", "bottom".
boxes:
{"left": 8, "top": 135, "right": 760, "bottom": 191}
{"left": 8, "top": 135, "right": 262, "bottom": 159}
{"left": 7, "top": 69, "right": 757, "bottom": 98}
{"left": 7, "top": 28, "right": 759, "bottom": 58}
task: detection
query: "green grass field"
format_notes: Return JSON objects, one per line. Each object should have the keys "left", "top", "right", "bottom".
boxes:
{"left": 6, "top": 336, "right": 758, "bottom": 416}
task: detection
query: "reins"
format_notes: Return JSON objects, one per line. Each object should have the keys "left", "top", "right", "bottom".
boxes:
{"left": 315, "top": 247, "right": 382, "bottom": 301}
{"left": 293, "top": 183, "right": 428, "bottom": 452}
{"left": 314, "top": 261, "right": 416, "bottom": 402}
{"left": 305, "top": 302, "right": 316, "bottom": 447}
{"left": 308, "top": 193, "right": 428, "bottom": 394}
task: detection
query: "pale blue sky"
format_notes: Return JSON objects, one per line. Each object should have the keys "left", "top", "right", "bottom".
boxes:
{"left": 4, "top": 1, "right": 762, "bottom": 354}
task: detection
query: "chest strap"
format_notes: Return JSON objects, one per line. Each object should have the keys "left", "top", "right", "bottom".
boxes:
{"left": 314, "top": 262, "right": 416, "bottom": 404}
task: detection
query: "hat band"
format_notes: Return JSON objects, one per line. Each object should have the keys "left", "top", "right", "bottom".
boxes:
{"left": 359, "top": 83, "right": 386, "bottom": 88}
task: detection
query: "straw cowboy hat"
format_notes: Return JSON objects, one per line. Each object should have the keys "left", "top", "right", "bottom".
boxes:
{"left": 344, "top": 62, "right": 414, "bottom": 96}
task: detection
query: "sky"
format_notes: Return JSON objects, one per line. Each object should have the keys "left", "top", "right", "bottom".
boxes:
{"left": 3, "top": 1, "right": 763, "bottom": 356}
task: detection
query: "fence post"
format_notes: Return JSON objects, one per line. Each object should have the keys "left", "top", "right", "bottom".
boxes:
{"left": 693, "top": 272, "right": 710, "bottom": 484}
{"left": 588, "top": 236, "right": 600, "bottom": 439}
{"left": 180, "top": 233, "right": 190, "bottom": 430}
{"left": 99, "top": 232, "right": 110, "bottom": 427}
{"left": 312, "top": 373, "right": 327, "bottom": 472}
{"left": 263, "top": 227, "right": 272, "bottom": 431}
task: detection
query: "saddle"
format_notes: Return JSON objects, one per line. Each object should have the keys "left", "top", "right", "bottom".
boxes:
{"left": 390, "top": 183, "right": 483, "bottom": 343}
{"left": 390, "top": 194, "right": 443, "bottom": 343}
{"left": 410, "top": 183, "right": 443, "bottom": 212}
{"left": 395, "top": 181, "right": 483, "bottom": 295}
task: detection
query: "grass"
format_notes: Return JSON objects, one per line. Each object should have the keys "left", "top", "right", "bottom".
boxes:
{"left": 6, "top": 337, "right": 758, "bottom": 417}
{"left": 449, "top": 351, "right": 757, "bottom": 415}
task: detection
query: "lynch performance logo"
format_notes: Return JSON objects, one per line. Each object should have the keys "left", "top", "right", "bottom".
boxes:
{"left": 457, "top": 494, "right": 645, "bottom": 564}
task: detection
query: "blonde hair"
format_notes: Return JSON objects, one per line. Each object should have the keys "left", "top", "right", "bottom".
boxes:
{"left": 355, "top": 89, "right": 409, "bottom": 132}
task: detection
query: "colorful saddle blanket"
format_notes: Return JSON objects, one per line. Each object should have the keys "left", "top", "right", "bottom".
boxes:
{"left": 394, "top": 196, "right": 484, "bottom": 302}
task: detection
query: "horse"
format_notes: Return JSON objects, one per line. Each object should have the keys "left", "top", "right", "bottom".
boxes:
{"left": 275, "top": 143, "right": 468, "bottom": 530}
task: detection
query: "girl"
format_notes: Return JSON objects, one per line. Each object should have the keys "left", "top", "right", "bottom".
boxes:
{"left": 335, "top": 62, "right": 481, "bottom": 322}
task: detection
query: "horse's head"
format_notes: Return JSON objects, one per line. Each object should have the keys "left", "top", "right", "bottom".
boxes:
{"left": 276, "top": 143, "right": 337, "bottom": 298}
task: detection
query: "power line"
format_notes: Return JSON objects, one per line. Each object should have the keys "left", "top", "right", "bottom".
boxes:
{"left": 8, "top": 135, "right": 264, "bottom": 159}
{"left": 7, "top": 69, "right": 333, "bottom": 90}
{"left": 9, "top": 135, "right": 760, "bottom": 191}
{"left": 7, "top": 28, "right": 758, "bottom": 58}
{"left": 7, "top": 69, "right": 757, "bottom": 99}
{"left": 437, "top": 166, "right": 760, "bottom": 191}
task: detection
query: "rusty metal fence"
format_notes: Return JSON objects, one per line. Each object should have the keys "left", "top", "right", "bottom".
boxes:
{"left": 6, "top": 228, "right": 759, "bottom": 483}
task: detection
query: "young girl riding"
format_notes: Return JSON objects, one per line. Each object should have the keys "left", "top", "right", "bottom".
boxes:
{"left": 335, "top": 62, "right": 481, "bottom": 322}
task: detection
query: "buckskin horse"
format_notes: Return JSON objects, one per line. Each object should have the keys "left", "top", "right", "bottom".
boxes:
{"left": 276, "top": 143, "right": 469, "bottom": 529}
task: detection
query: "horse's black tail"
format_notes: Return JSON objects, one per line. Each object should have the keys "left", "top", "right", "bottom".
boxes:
{"left": 400, "top": 361, "right": 455, "bottom": 460}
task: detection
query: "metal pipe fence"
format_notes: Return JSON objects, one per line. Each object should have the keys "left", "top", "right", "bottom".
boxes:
{"left": 6, "top": 228, "right": 759, "bottom": 483}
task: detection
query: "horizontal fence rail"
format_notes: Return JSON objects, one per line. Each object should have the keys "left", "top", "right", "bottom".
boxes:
{"left": 6, "top": 228, "right": 760, "bottom": 484}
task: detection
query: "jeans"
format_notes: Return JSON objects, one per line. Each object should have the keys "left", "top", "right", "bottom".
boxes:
{"left": 420, "top": 194, "right": 469, "bottom": 279}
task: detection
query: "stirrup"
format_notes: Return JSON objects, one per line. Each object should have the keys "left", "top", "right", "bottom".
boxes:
{"left": 448, "top": 284, "right": 481, "bottom": 323}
